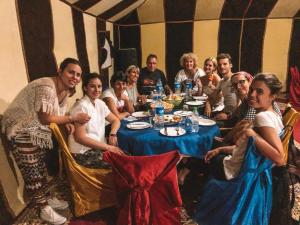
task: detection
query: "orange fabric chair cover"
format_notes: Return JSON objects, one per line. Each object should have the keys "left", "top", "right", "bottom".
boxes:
{"left": 103, "top": 150, "right": 182, "bottom": 225}
{"left": 282, "top": 107, "right": 300, "bottom": 163}
{"left": 50, "top": 123, "right": 117, "bottom": 217}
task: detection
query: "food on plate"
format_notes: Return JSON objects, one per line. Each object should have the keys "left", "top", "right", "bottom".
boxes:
{"left": 150, "top": 101, "right": 174, "bottom": 112}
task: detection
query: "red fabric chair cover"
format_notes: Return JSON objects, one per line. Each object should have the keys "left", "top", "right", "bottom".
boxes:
{"left": 290, "top": 66, "right": 300, "bottom": 111}
{"left": 103, "top": 150, "right": 182, "bottom": 225}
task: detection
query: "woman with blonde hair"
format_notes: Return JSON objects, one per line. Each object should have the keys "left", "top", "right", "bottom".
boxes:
{"left": 175, "top": 52, "right": 205, "bottom": 95}
{"left": 201, "top": 57, "right": 224, "bottom": 117}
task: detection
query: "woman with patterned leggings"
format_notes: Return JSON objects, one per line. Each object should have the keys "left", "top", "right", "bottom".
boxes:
{"left": 1, "top": 58, "right": 90, "bottom": 224}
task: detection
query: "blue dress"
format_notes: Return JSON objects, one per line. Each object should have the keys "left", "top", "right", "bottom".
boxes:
{"left": 194, "top": 137, "right": 273, "bottom": 225}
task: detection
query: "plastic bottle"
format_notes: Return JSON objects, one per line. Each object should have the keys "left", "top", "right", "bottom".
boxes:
{"left": 185, "top": 115, "right": 193, "bottom": 133}
{"left": 174, "top": 77, "right": 181, "bottom": 95}
{"left": 192, "top": 107, "right": 199, "bottom": 133}
{"left": 185, "top": 78, "right": 192, "bottom": 101}
{"left": 156, "top": 78, "right": 163, "bottom": 95}
{"left": 154, "top": 96, "right": 164, "bottom": 130}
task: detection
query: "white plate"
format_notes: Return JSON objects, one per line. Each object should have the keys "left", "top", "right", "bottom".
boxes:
{"left": 198, "top": 118, "right": 216, "bottom": 126}
{"left": 131, "top": 111, "right": 149, "bottom": 118}
{"left": 127, "top": 122, "right": 151, "bottom": 129}
{"left": 123, "top": 116, "right": 138, "bottom": 122}
{"left": 173, "top": 110, "right": 193, "bottom": 117}
{"left": 160, "top": 127, "right": 186, "bottom": 137}
{"left": 186, "top": 101, "right": 205, "bottom": 106}
{"left": 193, "top": 96, "right": 207, "bottom": 101}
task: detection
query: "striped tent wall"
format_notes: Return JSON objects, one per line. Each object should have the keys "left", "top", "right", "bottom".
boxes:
{"left": 113, "top": 0, "right": 300, "bottom": 91}
{"left": 0, "top": 0, "right": 113, "bottom": 218}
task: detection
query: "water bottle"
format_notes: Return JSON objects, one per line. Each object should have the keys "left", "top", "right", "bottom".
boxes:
{"left": 185, "top": 115, "right": 193, "bottom": 133}
{"left": 154, "top": 97, "right": 164, "bottom": 130}
{"left": 174, "top": 77, "right": 181, "bottom": 95}
{"left": 185, "top": 78, "right": 192, "bottom": 101}
{"left": 156, "top": 78, "right": 163, "bottom": 95}
{"left": 192, "top": 107, "right": 199, "bottom": 133}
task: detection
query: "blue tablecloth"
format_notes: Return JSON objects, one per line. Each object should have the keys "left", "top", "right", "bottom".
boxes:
{"left": 117, "top": 120, "right": 220, "bottom": 158}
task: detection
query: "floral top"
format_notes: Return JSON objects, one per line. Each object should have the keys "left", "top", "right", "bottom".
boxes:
{"left": 2, "top": 77, "right": 67, "bottom": 148}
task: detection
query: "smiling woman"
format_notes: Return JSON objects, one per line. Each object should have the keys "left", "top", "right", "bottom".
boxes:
{"left": 1, "top": 58, "right": 91, "bottom": 224}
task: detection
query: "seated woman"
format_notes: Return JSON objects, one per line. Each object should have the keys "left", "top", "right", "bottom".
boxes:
{"left": 200, "top": 57, "right": 224, "bottom": 117}
{"left": 193, "top": 73, "right": 285, "bottom": 225}
{"left": 125, "top": 65, "right": 146, "bottom": 110}
{"left": 205, "top": 73, "right": 284, "bottom": 179}
{"left": 175, "top": 52, "right": 205, "bottom": 95}
{"left": 102, "top": 71, "right": 134, "bottom": 120}
{"left": 68, "top": 73, "right": 124, "bottom": 169}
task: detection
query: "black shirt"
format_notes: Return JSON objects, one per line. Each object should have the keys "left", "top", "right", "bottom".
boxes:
{"left": 137, "top": 67, "right": 167, "bottom": 95}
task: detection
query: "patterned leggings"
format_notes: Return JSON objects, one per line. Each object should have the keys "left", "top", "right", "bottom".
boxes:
{"left": 12, "top": 133, "right": 49, "bottom": 206}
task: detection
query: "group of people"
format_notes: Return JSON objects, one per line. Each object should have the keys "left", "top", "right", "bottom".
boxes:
{"left": 1, "top": 52, "right": 288, "bottom": 224}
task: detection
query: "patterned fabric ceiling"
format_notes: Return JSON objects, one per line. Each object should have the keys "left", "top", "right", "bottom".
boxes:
{"left": 62, "top": 0, "right": 300, "bottom": 24}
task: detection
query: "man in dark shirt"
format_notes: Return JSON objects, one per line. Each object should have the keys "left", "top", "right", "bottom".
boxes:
{"left": 137, "top": 54, "right": 172, "bottom": 95}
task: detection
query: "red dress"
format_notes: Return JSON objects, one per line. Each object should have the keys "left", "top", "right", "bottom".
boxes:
{"left": 103, "top": 150, "right": 182, "bottom": 225}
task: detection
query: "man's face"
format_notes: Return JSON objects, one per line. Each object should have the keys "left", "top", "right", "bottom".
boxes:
{"left": 217, "top": 58, "right": 232, "bottom": 76}
{"left": 146, "top": 57, "right": 157, "bottom": 72}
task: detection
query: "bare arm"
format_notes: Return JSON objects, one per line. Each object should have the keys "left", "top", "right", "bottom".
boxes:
{"left": 105, "top": 113, "right": 120, "bottom": 146}
{"left": 73, "top": 122, "right": 123, "bottom": 154}
{"left": 204, "top": 145, "right": 235, "bottom": 163}
{"left": 121, "top": 93, "right": 134, "bottom": 114}
{"left": 246, "top": 127, "right": 285, "bottom": 165}
{"left": 38, "top": 112, "right": 90, "bottom": 125}
{"left": 103, "top": 97, "right": 130, "bottom": 120}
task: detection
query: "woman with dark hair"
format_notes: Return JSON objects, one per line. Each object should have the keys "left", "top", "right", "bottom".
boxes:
{"left": 102, "top": 71, "right": 134, "bottom": 120}
{"left": 68, "top": 73, "right": 124, "bottom": 169}
{"left": 1, "top": 58, "right": 90, "bottom": 224}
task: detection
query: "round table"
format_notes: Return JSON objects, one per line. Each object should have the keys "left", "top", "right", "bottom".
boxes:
{"left": 117, "top": 119, "right": 220, "bottom": 158}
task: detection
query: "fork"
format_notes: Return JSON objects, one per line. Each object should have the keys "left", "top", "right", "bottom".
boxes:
{"left": 175, "top": 127, "right": 180, "bottom": 136}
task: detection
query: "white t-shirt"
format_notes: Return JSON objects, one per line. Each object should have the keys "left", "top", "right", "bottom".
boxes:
{"left": 223, "top": 110, "right": 283, "bottom": 180}
{"left": 68, "top": 96, "right": 111, "bottom": 154}
{"left": 102, "top": 88, "right": 127, "bottom": 112}
{"left": 175, "top": 68, "right": 206, "bottom": 92}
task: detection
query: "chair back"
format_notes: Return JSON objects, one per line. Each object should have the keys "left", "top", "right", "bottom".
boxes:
{"left": 282, "top": 106, "right": 300, "bottom": 164}
{"left": 49, "top": 123, "right": 117, "bottom": 217}
{"left": 103, "top": 150, "right": 182, "bottom": 225}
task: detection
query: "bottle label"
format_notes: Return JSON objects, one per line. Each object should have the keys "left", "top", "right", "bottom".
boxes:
{"left": 174, "top": 82, "right": 180, "bottom": 89}
{"left": 155, "top": 106, "right": 164, "bottom": 116}
{"left": 186, "top": 82, "right": 192, "bottom": 89}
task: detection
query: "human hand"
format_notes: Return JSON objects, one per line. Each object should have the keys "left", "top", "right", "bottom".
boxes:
{"left": 137, "top": 95, "right": 147, "bottom": 105}
{"left": 204, "top": 102, "right": 212, "bottom": 117}
{"left": 65, "top": 123, "right": 75, "bottom": 134}
{"left": 107, "top": 145, "right": 125, "bottom": 155}
{"left": 121, "top": 93, "right": 129, "bottom": 101}
{"left": 204, "top": 148, "right": 220, "bottom": 163}
{"left": 108, "top": 135, "right": 118, "bottom": 146}
{"left": 73, "top": 113, "right": 90, "bottom": 124}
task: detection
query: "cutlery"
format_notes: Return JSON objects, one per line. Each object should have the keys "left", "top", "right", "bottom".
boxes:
{"left": 175, "top": 127, "right": 180, "bottom": 136}
{"left": 164, "top": 127, "right": 168, "bottom": 135}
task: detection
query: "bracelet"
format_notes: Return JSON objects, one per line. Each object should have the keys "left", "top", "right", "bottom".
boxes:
{"left": 109, "top": 134, "right": 117, "bottom": 137}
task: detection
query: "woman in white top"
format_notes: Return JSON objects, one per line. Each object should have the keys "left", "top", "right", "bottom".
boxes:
{"left": 69, "top": 73, "right": 124, "bottom": 168}
{"left": 175, "top": 52, "right": 206, "bottom": 95}
{"left": 205, "top": 73, "right": 284, "bottom": 180}
{"left": 125, "top": 65, "right": 146, "bottom": 109}
{"left": 102, "top": 71, "right": 134, "bottom": 120}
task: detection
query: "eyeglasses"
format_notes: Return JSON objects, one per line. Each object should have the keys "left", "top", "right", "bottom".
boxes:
{"left": 232, "top": 79, "right": 246, "bottom": 89}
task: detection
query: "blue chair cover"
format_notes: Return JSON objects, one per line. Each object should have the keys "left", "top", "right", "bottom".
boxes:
{"left": 194, "top": 137, "right": 273, "bottom": 225}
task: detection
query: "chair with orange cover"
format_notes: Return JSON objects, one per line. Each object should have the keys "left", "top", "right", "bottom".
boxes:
{"left": 49, "top": 123, "right": 117, "bottom": 217}
{"left": 103, "top": 150, "right": 182, "bottom": 225}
